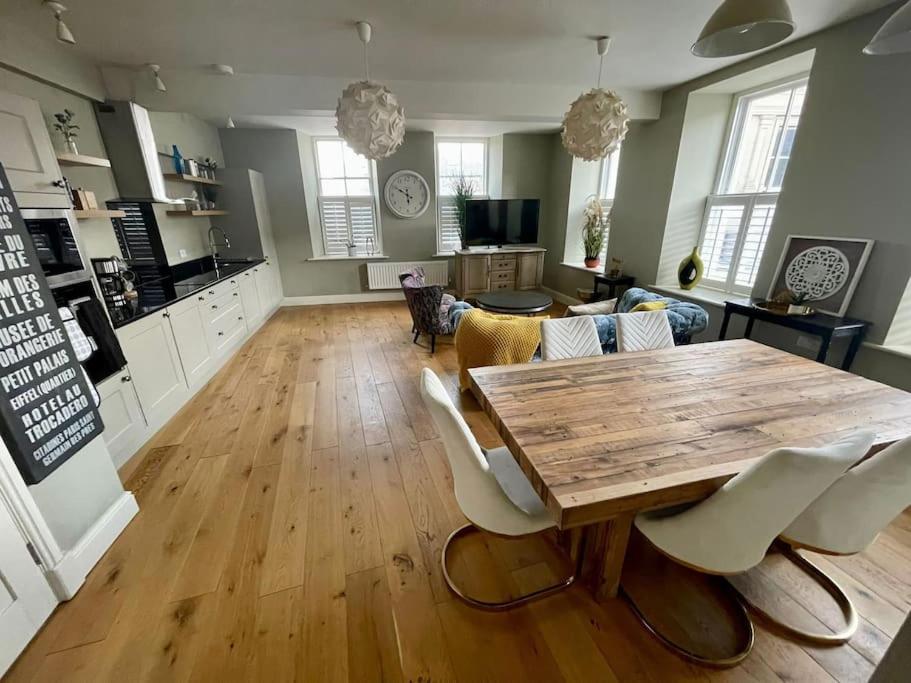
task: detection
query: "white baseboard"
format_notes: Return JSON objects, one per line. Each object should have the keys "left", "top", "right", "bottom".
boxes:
{"left": 540, "top": 286, "right": 582, "bottom": 306}
{"left": 282, "top": 291, "right": 405, "bottom": 306}
{"left": 46, "top": 492, "right": 139, "bottom": 600}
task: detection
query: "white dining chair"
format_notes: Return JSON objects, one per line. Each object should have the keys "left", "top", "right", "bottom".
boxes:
{"left": 419, "top": 367, "right": 580, "bottom": 609}
{"left": 629, "top": 430, "right": 875, "bottom": 666}
{"left": 540, "top": 316, "right": 602, "bottom": 361}
{"left": 732, "top": 435, "right": 911, "bottom": 644}
{"left": 615, "top": 310, "right": 675, "bottom": 352}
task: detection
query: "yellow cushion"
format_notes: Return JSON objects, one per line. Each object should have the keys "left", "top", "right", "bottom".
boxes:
{"left": 454, "top": 310, "right": 543, "bottom": 390}
{"left": 630, "top": 301, "right": 668, "bottom": 313}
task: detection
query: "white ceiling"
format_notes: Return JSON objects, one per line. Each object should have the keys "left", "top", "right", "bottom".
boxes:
{"left": 4, "top": 0, "right": 895, "bottom": 131}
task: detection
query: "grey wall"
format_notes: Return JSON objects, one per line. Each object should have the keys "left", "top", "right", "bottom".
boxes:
{"left": 598, "top": 6, "right": 911, "bottom": 391}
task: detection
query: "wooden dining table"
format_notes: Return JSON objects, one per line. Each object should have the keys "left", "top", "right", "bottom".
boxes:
{"left": 469, "top": 339, "right": 911, "bottom": 601}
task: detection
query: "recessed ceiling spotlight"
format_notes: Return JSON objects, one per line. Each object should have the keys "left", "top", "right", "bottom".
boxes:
{"left": 147, "top": 64, "right": 167, "bottom": 92}
{"left": 213, "top": 64, "right": 235, "bottom": 76}
{"left": 43, "top": 1, "right": 75, "bottom": 45}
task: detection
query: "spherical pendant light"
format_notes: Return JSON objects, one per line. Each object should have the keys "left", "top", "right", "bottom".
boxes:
{"left": 335, "top": 22, "right": 405, "bottom": 160}
{"left": 864, "top": 1, "right": 911, "bottom": 55}
{"left": 562, "top": 37, "right": 630, "bottom": 162}
{"left": 692, "top": 0, "right": 795, "bottom": 58}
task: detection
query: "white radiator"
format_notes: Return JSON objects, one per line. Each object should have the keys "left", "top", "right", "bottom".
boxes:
{"left": 367, "top": 261, "right": 448, "bottom": 290}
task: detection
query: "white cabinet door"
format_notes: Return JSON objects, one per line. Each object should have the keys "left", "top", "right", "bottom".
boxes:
{"left": 0, "top": 90, "right": 69, "bottom": 208}
{"left": 116, "top": 311, "right": 189, "bottom": 428}
{"left": 239, "top": 270, "right": 262, "bottom": 327}
{"left": 254, "top": 266, "right": 273, "bottom": 316}
{"left": 168, "top": 296, "right": 214, "bottom": 389}
{"left": 96, "top": 368, "right": 148, "bottom": 469}
{"left": 0, "top": 498, "right": 57, "bottom": 676}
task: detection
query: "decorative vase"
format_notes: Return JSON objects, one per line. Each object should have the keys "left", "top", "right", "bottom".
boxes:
{"left": 584, "top": 256, "right": 601, "bottom": 269}
{"left": 172, "top": 144, "right": 184, "bottom": 174}
{"left": 347, "top": 245, "right": 358, "bottom": 257}
{"left": 677, "top": 247, "right": 704, "bottom": 290}
{"left": 65, "top": 138, "right": 78, "bottom": 155}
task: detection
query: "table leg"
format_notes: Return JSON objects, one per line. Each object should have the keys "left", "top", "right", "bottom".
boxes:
{"left": 718, "top": 308, "right": 732, "bottom": 341}
{"left": 843, "top": 333, "right": 864, "bottom": 370}
{"left": 744, "top": 317, "right": 756, "bottom": 339}
{"left": 816, "top": 332, "right": 833, "bottom": 365}
{"left": 588, "top": 515, "right": 634, "bottom": 601}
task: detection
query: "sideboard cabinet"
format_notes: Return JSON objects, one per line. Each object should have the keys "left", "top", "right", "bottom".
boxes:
{"left": 454, "top": 247, "right": 546, "bottom": 299}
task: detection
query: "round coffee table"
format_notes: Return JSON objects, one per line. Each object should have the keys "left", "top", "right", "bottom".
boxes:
{"left": 476, "top": 290, "right": 553, "bottom": 315}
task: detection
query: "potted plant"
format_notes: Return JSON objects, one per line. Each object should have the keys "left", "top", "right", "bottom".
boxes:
{"left": 346, "top": 240, "right": 358, "bottom": 257}
{"left": 452, "top": 176, "right": 474, "bottom": 250}
{"left": 53, "top": 109, "right": 79, "bottom": 154}
{"left": 582, "top": 196, "right": 607, "bottom": 269}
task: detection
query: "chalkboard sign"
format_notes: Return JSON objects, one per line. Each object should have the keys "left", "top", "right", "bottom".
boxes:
{"left": 0, "top": 164, "right": 104, "bottom": 485}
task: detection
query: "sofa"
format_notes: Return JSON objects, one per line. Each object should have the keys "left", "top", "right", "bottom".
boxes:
{"left": 577, "top": 287, "right": 709, "bottom": 353}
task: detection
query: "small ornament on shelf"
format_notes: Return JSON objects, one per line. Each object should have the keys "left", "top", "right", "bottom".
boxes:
{"left": 53, "top": 108, "right": 80, "bottom": 154}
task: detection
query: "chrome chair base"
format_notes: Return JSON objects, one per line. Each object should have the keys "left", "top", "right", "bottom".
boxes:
{"left": 620, "top": 584, "right": 755, "bottom": 668}
{"left": 731, "top": 544, "right": 858, "bottom": 645}
{"left": 441, "top": 523, "right": 578, "bottom": 611}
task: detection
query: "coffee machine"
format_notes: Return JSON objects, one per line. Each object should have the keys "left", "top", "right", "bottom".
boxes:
{"left": 92, "top": 256, "right": 139, "bottom": 324}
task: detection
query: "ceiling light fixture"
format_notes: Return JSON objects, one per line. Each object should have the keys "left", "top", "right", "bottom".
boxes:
{"left": 148, "top": 64, "right": 167, "bottom": 93}
{"left": 864, "top": 1, "right": 911, "bottom": 55}
{"left": 335, "top": 21, "right": 405, "bottom": 160}
{"left": 561, "top": 36, "right": 630, "bottom": 162}
{"left": 43, "top": 1, "right": 75, "bottom": 45}
{"left": 226, "top": 116, "right": 236, "bottom": 128}
{"left": 692, "top": 0, "right": 795, "bottom": 58}
{"left": 213, "top": 64, "right": 235, "bottom": 76}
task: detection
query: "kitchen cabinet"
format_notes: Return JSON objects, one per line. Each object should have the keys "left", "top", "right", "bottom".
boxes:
{"left": 239, "top": 270, "right": 262, "bottom": 327}
{"left": 96, "top": 368, "right": 148, "bottom": 469}
{"left": 0, "top": 90, "right": 69, "bottom": 208}
{"left": 454, "top": 248, "right": 546, "bottom": 299}
{"left": 204, "top": 282, "right": 246, "bottom": 358}
{"left": 255, "top": 265, "right": 279, "bottom": 315}
{"left": 167, "top": 294, "right": 214, "bottom": 389}
{"left": 116, "top": 311, "right": 189, "bottom": 429}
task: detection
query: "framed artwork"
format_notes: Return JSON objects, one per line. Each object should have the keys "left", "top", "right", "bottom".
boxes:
{"left": 767, "top": 235, "right": 874, "bottom": 317}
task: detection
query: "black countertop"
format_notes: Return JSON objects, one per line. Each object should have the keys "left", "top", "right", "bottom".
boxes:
{"left": 107, "top": 259, "right": 264, "bottom": 329}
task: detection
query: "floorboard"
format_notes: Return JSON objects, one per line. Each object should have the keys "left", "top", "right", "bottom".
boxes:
{"left": 7, "top": 302, "right": 910, "bottom": 682}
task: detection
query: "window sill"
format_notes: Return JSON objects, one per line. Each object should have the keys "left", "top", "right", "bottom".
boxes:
{"left": 649, "top": 284, "right": 732, "bottom": 307}
{"left": 433, "top": 252, "right": 456, "bottom": 258}
{"left": 307, "top": 255, "right": 389, "bottom": 262}
{"left": 560, "top": 261, "right": 604, "bottom": 275}
{"left": 861, "top": 342, "right": 911, "bottom": 361}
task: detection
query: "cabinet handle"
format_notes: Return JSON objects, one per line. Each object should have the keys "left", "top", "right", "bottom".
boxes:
{"left": 230, "top": 279, "right": 236, "bottom": 284}
{"left": 218, "top": 331, "right": 224, "bottom": 336}
{"left": 121, "top": 375, "right": 132, "bottom": 383}
{"left": 211, "top": 304, "right": 218, "bottom": 309}
{"left": 52, "top": 179, "right": 66, "bottom": 188}
{"left": 197, "top": 296, "right": 205, "bottom": 301}
{"left": 162, "top": 312, "right": 170, "bottom": 318}
{"left": 237, "top": 316, "right": 243, "bottom": 321}
{"left": 209, "top": 290, "right": 215, "bottom": 295}
{"left": 233, "top": 292, "right": 238, "bottom": 297}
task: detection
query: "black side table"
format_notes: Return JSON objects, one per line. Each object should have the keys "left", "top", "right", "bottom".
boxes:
{"left": 718, "top": 299, "right": 869, "bottom": 371}
{"left": 593, "top": 274, "right": 635, "bottom": 302}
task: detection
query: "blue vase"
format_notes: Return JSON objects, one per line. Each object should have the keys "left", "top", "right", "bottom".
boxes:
{"left": 172, "top": 144, "right": 183, "bottom": 174}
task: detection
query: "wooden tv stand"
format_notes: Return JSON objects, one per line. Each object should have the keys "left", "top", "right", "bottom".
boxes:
{"left": 454, "top": 247, "right": 546, "bottom": 299}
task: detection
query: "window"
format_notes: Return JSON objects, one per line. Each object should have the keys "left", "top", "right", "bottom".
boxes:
{"left": 698, "top": 78, "right": 807, "bottom": 293}
{"left": 436, "top": 139, "right": 488, "bottom": 253}
{"left": 596, "top": 147, "right": 621, "bottom": 264}
{"left": 313, "top": 138, "right": 382, "bottom": 256}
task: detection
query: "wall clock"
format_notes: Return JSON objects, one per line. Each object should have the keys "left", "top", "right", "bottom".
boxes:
{"left": 384, "top": 169, "right": 430, "bottom": 219}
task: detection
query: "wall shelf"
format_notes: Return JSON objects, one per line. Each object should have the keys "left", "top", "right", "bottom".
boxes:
{"left": 165, "top": 210, "right": 229, "bottom": 217}
{"left": 73, "top": 209, "right": 126, "bottom": 219}
{"left": 163, "top": 173, "right": 223, "bottom": 186}
{"left": 56, "top": 153, "right": 112, "bottom": 168}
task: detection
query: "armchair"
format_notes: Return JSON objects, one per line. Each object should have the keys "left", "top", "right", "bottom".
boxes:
{"left": 399, "top": 268, "right": 458, "bottom": 353}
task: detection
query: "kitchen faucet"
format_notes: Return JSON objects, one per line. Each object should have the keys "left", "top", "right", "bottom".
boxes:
{"left": 208, "top": 226, "right": 231, "bottom": 266}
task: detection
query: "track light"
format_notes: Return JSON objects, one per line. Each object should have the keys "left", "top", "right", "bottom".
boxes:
{"left": 43, "top": 1, "right": 75, "bottom": 45}
{"left": 226, "top": 116, "right": 236, "bottom": 128}
{"left": 148, "top": 64, "right": 167, "bottom": 92}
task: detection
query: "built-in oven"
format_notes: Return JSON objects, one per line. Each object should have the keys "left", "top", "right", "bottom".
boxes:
{"left": 21, "top": 208, "right": 91, "bottom": 287}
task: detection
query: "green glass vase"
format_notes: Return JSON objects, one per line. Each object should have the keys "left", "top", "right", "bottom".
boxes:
{"left": 677, "top": 247, "right": 704, "bottom": 290}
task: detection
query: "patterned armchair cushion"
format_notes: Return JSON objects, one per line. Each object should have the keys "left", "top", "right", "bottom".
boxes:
{"left": 590, "top": 287, "right": 709, "bottom": 353}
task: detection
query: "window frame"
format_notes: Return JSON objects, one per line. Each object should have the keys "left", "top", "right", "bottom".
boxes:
{"left": 434, "top": 137, "right": 489, "bottom": 255}
{"left": 697, "top": 76, "right": 808, "bottom": 294}
{"left": 312, "top": 136, "right": 384, "bottom": 257}
{"left": 595, "top": 147, "right": 621, "bottom": 263}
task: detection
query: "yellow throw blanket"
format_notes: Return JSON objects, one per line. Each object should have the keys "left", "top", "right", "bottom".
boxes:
{"left": 454, "top": 310, "right": 543, "bottom": 390}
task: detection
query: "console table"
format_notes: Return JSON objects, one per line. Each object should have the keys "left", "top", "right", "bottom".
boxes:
{"left": 718, "top": 299, "right": 869, "bottom": 370}
{"left": 454, "top": 247, "right": 545, "bottom": 299}
{"left": 593, "top": 273, "right": 635, "bottom": 302}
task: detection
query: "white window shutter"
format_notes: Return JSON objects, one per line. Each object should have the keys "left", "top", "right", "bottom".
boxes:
{"left": 318, "top": 198, "right": 349, "bottom": 255}
{"left": 438, "top": 198, "right": 462, "bottom": 252}
{"left": 700, "top": 199, "right": 747, "bottom": 285}
{"left": 348, "top": 199, "right": 379, "bottom": 254}
{"left": 735, "top": 198, "right": 776, "bottom": 288}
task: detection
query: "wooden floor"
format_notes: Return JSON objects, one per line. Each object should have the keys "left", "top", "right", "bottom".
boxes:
{"left": 8, "top": 302, "right": 910, "bottom": 682}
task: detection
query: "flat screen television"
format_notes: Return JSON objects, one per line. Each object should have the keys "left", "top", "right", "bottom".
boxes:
{"left": 464, "top": 199, "right": 540, "bottom": 247}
